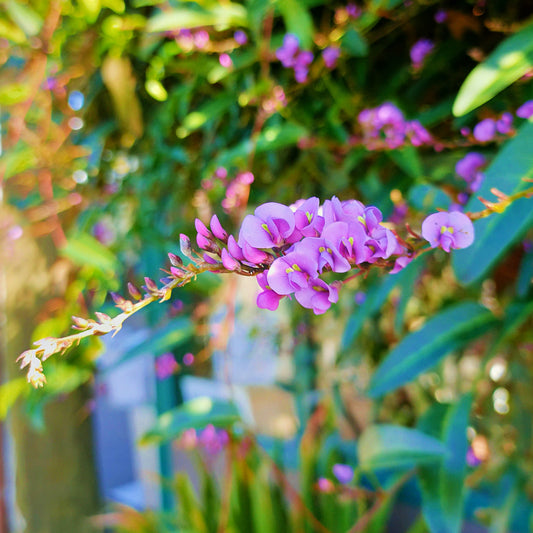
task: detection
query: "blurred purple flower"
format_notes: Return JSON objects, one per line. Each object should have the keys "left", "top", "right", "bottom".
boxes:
{"left": 322, "top": 47, "right": 341, "bottom": 69}
{"left": 256, "top": 272, "right": 285, "bottom": 311}
{"left": 516, "top": 100, "right": 533, "bottom": 119}
{"left": 155, "top": 352, "right": 179, "bottom": 379}
{"left": 219, "top": 53, "right": 233, "bottom": 68}
{"left": 466, "top": 446, "right": 482, "bottom": 467}
{"left": 456, "top": 152, "right": 486, "bottom": 193}
{"left": 317, "top": 477, "right": 335, "bottom": 493}
{"left": 276, "top": 34, "right": 314, "bottom": 83}
{"left": 422, "top": 211, "right": 475, "bottom": 252}
{"left": 434, "top": 9, "right": 447, "bottom": 23}
{"left": 183, "top": 352, "right": 195, "bottom": 366}
{"left": 332, "top": 464, "right": 354, "bottom": 484}
{"left": 496, "top": 112, "right": 513, "bottom": 134}
{"left": 410, "top": 39, "right": 434, "bottom": 70}
{"left": 234, "top": 30, "right": 248, "bottom": 45}
{"left": 346, "top": 3, "right": 362, "bottom": 18}
{"left": 473, "top": 119, "right": 496, "bottom": 142}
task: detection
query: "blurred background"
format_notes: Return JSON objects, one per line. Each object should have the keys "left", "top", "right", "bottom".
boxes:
{"left": 1, "top": 0, "right": 533, "bottom": 532}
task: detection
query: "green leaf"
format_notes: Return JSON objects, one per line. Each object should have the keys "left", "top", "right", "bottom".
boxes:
{"left": 105, "top": 317, "right": 193, "bottom": 372}
{"left": 517, "top": 247, "right": 533, "bottom": 297}
{"left": 367, "top": 302, "right": 496, "bottom": 398}
{"left": 358, "top": 425, "right": 447, "bottom": 470}
{"left": 146, "top": 3, "right": 248, "bottom": 33}
{"left": 141, "top": 397, "right": 240, "bottom": 445}
{"left": 387, "top": 146, "right": 423, "bottom": 179}
{"left": 490, "top": 301, "right": 533, "bottom": 356}
{"left": 177, "top": 93, "right": 236, "bottom": 138}
{"left": 419, "top": 394, "right": 473, "bottom": 533}
{"left": 341, "top": 28, "right": 368, "bottom": 57}
{"left": 342, "top": 257, "right": 425, "bottom": 350}
{"left": 277, "top": 0, "right": 314, "bottom": 49}
{"left": 453, "top": 21, "right": 533, "bottom": 116}
{"left": 60, "top": 233, "right": 119, "bottom": 274}
{"left": 453, "top": 121, "right": 533, "bottom": 285}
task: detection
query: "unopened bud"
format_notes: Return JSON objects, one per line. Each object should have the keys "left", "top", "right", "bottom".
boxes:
{"left": 144, "top": 277, "right": 158, "bottom": 292}
{"left": 221, "top": 249, "right": 238, "bottom": 270}
{"left": 128, "top": 282, "right": 142, "bottom": 300}
{"left": 95, "top": 311, "right": 111, "bottom": 324}
{"left": 210, "top": 214, "right": 228, "bottom": 241}
{"left": 168, "top": 252, "right": 182, "bottom": 266}
{"left": 110, "top": 292, "right": 126, "bottom": 306}
{"left": 180, "top": 234, "right": 193, "bottom": 259}
{"left": 194, "top": 218, "right": 211, "bottom": 238}
{"left": 72, "top": 316, "right": 89, "bottom": 329}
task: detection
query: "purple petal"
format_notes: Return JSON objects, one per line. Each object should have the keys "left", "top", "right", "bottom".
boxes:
{"left": 332, "top": 464, "right": 354, "bottom": 484}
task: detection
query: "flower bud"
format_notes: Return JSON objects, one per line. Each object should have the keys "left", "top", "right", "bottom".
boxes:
{"left": 210, "top": 214, "right": 228, "bottom": 241}
{"left": 128, "top": 282, "right": 142, "bottom": 300}
{"left": 168, "top": 252, "right": 182, "bottom": 266}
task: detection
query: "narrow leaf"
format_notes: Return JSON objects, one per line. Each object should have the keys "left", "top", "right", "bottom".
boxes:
{"left": 358, "top": 425, "right": 447, "bottom": 470}
{"left": 453, "top": 121, "right": 533, "bottom": 285}
{"left": 453, "top": 21, "right": 533, "bottom": 116}
{"left": 368, "top": 302, "right": 496, "bottom": 398}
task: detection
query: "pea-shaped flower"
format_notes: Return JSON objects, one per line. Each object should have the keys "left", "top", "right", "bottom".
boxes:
{"left": 422, "top": 211, "right": 474, "bottom": 252}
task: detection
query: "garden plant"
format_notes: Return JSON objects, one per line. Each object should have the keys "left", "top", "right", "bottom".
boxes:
{"left": 2, "top": 0, "right": 533, "bottom": 532}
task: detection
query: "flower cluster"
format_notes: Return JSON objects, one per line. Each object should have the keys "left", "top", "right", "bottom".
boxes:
{"left": 276, "top": 34, "right": 314, "bottom": 83}
{"left": 192, "top": 197, "right": 476, "bottom": 315}
{"left": 456, "top": 152, "right": 486, "bottom": 193}
{"left": 357, "top": 102, "right": 433, "bottom": 149}
{"left": 179, "top": 425, "right": 229, "bottom": 456}
{"left": 195, "top": 196, "right": 410, "bottom": 315}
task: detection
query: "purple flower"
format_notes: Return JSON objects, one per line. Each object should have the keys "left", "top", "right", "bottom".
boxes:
{"left": 456, "top": 152, "right": 486, "bottom": 192}
{"left": 234, "top": 30, "right": 248, "bottom": 45}
{"left": 434, "top": 9, "right": 447, "bottom": 23}
{"left": 219, "top": 53, "right": 233, "bottom": 68}
{"left": 193, "top": 30, "right": 209, "bottom": 49}
{"left": 422, "top": 211, "right": 475, "bottom": 252}
{"left": 346, "top": 3, "right": 362, "bottom": 18}
{"left": 466, "top": 446, "right": 482, "bottom": 467}
{"left": 238, "top": 202, "right": 298, "bottom": 249}
{"left": 322, "top": 47, "right": 341, "bottom": 69}
{"left": 292, "top": 196, "right": 325, "bottom": 237}
{"left": 256, "top": 272, "right": 285, "bottom": 311}
{"left": 198, "top": 425, "right": 229, "bottom": 455}
{"left": 294, "top": 278, "right": 339, "bottom": 315}
{"left": 517, "top": 100, "right": 533, "bottom": 119}
{"left": 390, "top": 255, "right": 412, "bottom": 274}
{"left": 332, "top": 464, "right": 354, "bottom": 484}
{"left": 155, "top": 352, "right": 179, "bottom": 379}
{"left": 317, "top": 477, "right": 335, "bottom": 493}
{"left": 496, "top": 112, "right": 513, "bottom": 134}
{"left": 266, "top": 252, "right": 318, "bottom": 295}
{"left": 473, "top": 119, "right": 496, "bottom": 142}
{"left": 276, "top": 34, "right": 314, "bottom": 83}
{"left": 183, "top": 352, "right": 195, "bottom": 366}
{"left": 322, "top": 196, "right": 365, "bottom": 226}
{"left": 276, "top": 34, "right": 300, "bottom": 68}
{"left": 410, "top": 39, "right": 434, "bottom": 69}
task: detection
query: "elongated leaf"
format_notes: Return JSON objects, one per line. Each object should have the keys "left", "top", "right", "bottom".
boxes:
{"left": 105, "top": 317, "right": 193, "bottom": 372}
{"left": 141, "top": 397, "right": 240, "bottom": 445}
{"left": 453, "top": 121, "right": 533, "bottom": 285}
{"left": 517, "top": 247, "right": 533, "bottom": 297}
{"left": 342, "top": 258, "right": 426, "bottom": 350}
{"left": 368, "top": 302, "right": 496, "bottom": 398}
{"left": 146, "top": 3, "right": 248, "bottom": 33}
{"left": 60, "top": 233, "right": 119, "bottom": 274}
{"left": 277, "top": 0, "right": 314, "bottom": 49}
{"left": 358, "top": 425, "right": 446, "bottom": 470}
{"left": 419, "top": 394, "right": 473, "bottom": 533}
{"left": 453, "top": 21, "right": 533, "bottom": 116}
{"left": 490, "top": 301, "right": 533, "bottom": 356}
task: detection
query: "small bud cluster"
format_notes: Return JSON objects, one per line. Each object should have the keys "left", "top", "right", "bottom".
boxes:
{"left": 357, "top": 102, "right": 433, "bottom": 150}
{"left": 276, "top": 34, "right": 314, "bottom": 83}
{"left": 179, "top": 425, "right": 230, "bottom": 456}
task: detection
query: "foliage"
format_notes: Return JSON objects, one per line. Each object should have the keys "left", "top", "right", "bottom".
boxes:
{"left": 2, "top": 0, "right": 533, "bottom": 531}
